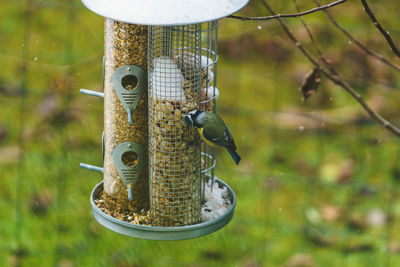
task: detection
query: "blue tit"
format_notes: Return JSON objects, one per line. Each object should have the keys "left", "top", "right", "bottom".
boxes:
{"left": 185, "top": 110, "right": 241, "bottom": 165}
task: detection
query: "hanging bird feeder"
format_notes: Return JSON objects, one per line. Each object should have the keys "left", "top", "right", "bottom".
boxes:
{"left": 80, "top": 0, "right": 248, "bottom": 240}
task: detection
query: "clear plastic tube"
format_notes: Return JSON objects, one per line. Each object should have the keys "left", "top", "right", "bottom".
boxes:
{"left": 103, "top": 19, "right": 149, "bottom": 212}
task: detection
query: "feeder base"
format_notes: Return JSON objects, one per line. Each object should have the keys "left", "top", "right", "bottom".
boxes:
{"left": 90, "top": 178, "right": 236, "bottom": 240}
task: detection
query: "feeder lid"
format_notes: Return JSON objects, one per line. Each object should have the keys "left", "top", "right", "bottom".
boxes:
{"left": 82, "top": 0, "right": 249, "bottom": 25}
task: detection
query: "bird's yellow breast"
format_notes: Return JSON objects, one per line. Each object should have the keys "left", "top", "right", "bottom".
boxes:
{"left": 198, "top": 128, "right": 216, "bottom": 147}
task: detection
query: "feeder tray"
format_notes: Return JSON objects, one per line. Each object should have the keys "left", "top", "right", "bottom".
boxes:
{"left": 90, "top": 177, "right": 236, "bottom": 240}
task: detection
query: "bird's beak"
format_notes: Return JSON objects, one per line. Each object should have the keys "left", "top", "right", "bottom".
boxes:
{"left": 184, "top": 115, "right": 193, "bottom": 126}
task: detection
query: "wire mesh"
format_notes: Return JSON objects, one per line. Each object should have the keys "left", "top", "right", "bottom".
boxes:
{"left": 148, "top": 22, "right": 218, "bottom": 226}
{"left": 200, "top": 21, "right": 219, "bottom": 198}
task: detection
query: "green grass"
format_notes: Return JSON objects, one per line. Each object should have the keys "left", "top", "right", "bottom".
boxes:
{"left": 1, "top": 0, "right": 400, "bottom": 266}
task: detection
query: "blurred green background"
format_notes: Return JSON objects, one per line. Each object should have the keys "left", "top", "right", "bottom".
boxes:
{"left": 1, "top": 0, "right": 400, "bottom": 266}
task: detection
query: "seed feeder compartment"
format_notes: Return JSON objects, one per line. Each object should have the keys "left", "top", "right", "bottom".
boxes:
{"left": 80, "top": 0, "right": 248, "bottom": 239}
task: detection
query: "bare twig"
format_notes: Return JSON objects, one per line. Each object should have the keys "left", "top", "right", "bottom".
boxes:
{"left": 259, "top": 0, "right": 400, "bottom": 137}
{"left": 292, "top": 0, "right": 335, "bottom": 74}
{"left": 360, "top": 0, "right": 400, "bottom": 58}
{"left": 313, "top": 0, "right": 400, "bottom": 72}
{"left": 228, "top": 0, "right": 347, "bottom": 21}
{"left": 292, "top": 0, "right": 337, "bottom": 80}
{"left": 293, "top": 0, "right": 400, "bottom": 135}
{"left": 292, "top": 0, "right": 325, "bottom": 61}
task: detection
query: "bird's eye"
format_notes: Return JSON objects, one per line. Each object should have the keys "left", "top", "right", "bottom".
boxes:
{"left": 184, "top": 115, "right": 193, "bottom": 125}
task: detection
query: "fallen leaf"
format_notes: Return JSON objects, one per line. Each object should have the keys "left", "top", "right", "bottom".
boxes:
{"left": 88, "top": 222, "right": 101, "bottom": 238}
{"left": 392, "top": 167, "right": 400, "bottom": 183}
{"left": 0, "top": 126, "right": 7, "bottom": 143}
{"left": 341, "top": 242, "right": 374, "bottom": 253}
{"left": 359, "top": 185, "right": 377, "bottom": 196}
{"left": 321, "top": 205, "right": 342, "bottom": 222}
{"left": 37, "top": 93, "right": 61, "bottom": 120}
{"left": 8, "top": 254, "right": 19, "bottom": 267}
{"left": 293, "top": 158, "right": 315, "bottom": 177}
{"left": 262, "top": 176, "right": 281, "bottom": 191}
{"left": 8, "top": 247, "right": 29, "bottom": 267}
{"left": 285, "top": 253, "right": 315, "bottom": 267}
{"left": 237, "top": 162, "right": 254, "bottom": 176}
{"left": 57, "top": 259, "right": 74, "bottom": 267}
{"left": 49, "top": 75, "right": 74, "bottom": 95}
{"left": 366, "top": 209, "right": 386, "bottom": 227}
{"left": 0, "top": 146, "right": 21, "bottom": 164}
{"left": 338, "top": 159, "right": 355, "bottom": 184}
{"left": 388, "top": 241, "right": 400, "bottom": 254}
{"left": 201, "top": 250, "right": 224, "bottom": 260}
{"left": 65, "top": 100, "right": 83, "bottom": 122}
{"left": 30, "top": 189, "right": 53, "bottom": 216}
{"left": 243, "top": 258, "right": 261, "bottom": 267}
{"left": 304, "top": 227, "right": 336, "bottom": 247}
{"left": 305, "top": 208, "right": 322, "bottom": 225}
{"left": 347, "top": 212, "right": 366, "bottom": 231}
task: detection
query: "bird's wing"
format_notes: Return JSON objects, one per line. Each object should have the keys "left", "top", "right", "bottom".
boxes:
{"left": 203, "top": 129, "right": 228, "bottom": 147}
{"left": 203, "top": 123, "right": 235, "bottom": 149}
{"left": 224, "top": 126, "right": 237, "bottom": 151}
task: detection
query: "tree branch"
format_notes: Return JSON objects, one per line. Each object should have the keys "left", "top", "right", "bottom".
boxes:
{"left": 313, "top": 0, "right": 400, "bottom": 73}
{"left": 259, "top": 0, "right": 400, "bottom": 137}
{"left": 228, "top": 0, "right": 348, "bottom": 21}
{"left": 292, "top": 0, "right": 324, "bottom": 60}
{"left": 360, "top": 0, "right": 400, "bottom": 58}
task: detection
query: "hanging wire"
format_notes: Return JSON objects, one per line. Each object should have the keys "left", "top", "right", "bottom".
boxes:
{"left": 340, "top": 125, "right": 367, "bottom": 266}
{"left": 14, "top": 0, "right": 33, "bottom": 250}
{"left": 301, "top": 113, "right": 326, "bottom": 255}
{"left": 52, "top": 0, "right": 76, "bottom": 264}
{"left": 384, "top": 142, "right": 400, "bottom": 266}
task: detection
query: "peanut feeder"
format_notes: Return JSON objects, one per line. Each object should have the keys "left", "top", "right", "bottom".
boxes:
{"left": 80, "top": 0, "right": 248, "bottom": 240}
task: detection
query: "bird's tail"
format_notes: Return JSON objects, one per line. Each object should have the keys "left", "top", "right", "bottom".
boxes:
{"left": 226, "top": 148, "right": 241, "bottom": 165}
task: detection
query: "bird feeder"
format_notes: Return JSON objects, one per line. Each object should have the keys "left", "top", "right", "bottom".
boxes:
{"left": 80, "top": 0, "right": 248, "bottom": 240}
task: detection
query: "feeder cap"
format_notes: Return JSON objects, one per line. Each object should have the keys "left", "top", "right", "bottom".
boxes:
{"left": 82, "top": 0, "right": 249, "bottom": 25}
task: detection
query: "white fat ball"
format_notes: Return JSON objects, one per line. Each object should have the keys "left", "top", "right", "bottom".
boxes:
{"left": 203, "top": 86, "right": 220, "bottom": 100}
{"left": 152, "top": 56, "right": 186, "bottom": 103}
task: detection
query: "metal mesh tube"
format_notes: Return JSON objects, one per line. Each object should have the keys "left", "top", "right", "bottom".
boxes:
{"left": 148, "top": 25, "right": 202, "bottom": 226}
{"left": 103, "top": 19, "right": 148, "bottom": 212}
